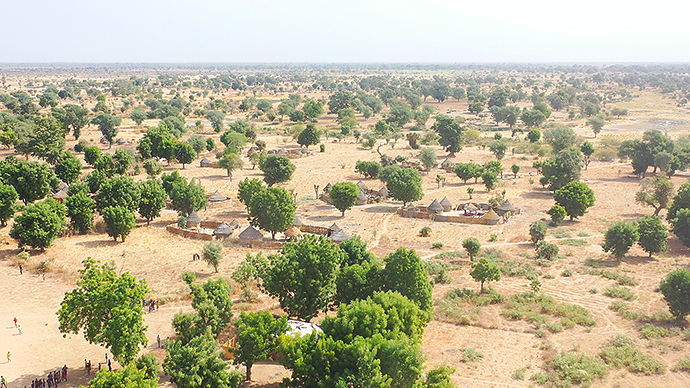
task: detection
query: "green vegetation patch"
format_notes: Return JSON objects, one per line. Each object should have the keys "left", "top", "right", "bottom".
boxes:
{"left": 672, "top": 356, "right": 690, "bottom": 373}
{"left": 599, "top": 335, "right": 666, "bottom": 375}
{"left": 435, "top": 288, "right": 504, "bottom": 326}
{"left": 559, "top": 238, "right": 588, "bottom": 246}
{"left": 502, "top": 292, "right": 596, "bottom": 330}
{"left": 531, "top": 351, "right": 608, "bottom": 388}
{"left": 603, "top": 285, "right": 636, "bottom": 300}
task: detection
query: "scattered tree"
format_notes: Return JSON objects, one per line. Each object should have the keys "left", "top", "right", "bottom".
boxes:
{"left": 462, "top": 237, "right": 481, "bottom": 261}
{"left": 217, "top": 152, "right": 243, "bottom": 180}
{"left": 174, "top": 142, "right": 197, "bottom": 169}
{"left": 164, "top": 333, "right": 243, "bottom": 388}
{"left": 81, "top": 364, "right": 157, "bottom": 388}
{"left": 529, "top": 221, "right": 547, "bottom": 244}
{"left": 547, "top": 205, "right": 567, "bottom": 226}
{"left": 0, "top": 183, "right": 19, "bottom": 226}
{"left": 202, "top": 241, "right": 223, "bottom": 272}
{"left": 0, "top": 160, "right": 55, "bottom": 204}
{"left": 138, "top": 179, "right": 166, "bottom": 225}
{"left": 259, "top": 155, "right": 296, "bottom": 186}
{"left": 659, "top": 269, "right": 690, "bottom": 321}
{"left": 10, "top": 198, "right": 66, "bottom": 250}
{"left": 329, "top": 182, "right": 360, "bottom": 216}
{"left": 387, "top": 168, "right": 424, "bottom": 206}
{"left": 65, "top": 191, "right": 96, "bottom": 234}
{"left": 554, "top": 181, "right": 595, "bottom": 220}
{"left": 586, "top": 116, "right": 605, "bottom": 137}
{"left": 248, "top": 186, "right": 296, "bottom": 239}
{"left": 418, "top": 147, "right": 437, "bottom": 172}
{"left": 489, "top": 140, "right": 508, "bottom": 160}
{"left": 670, "top": 208, "right": 690, "bottom": 249}
{"left": 102, "top": 206, "right": 136, "bottom": 242}
{"left": 432, "top": 115, "right": 463, "bottom": 155}
{"left": 636, "top": 175, "right": 674, "bottom": 216}
{"left": 637, "top": 215, "right": 668, "bottom": 257}
{"left": 234, "top": 311, "right": 289, "bottom": 381}
{"left": 383, "top": 247, "right": 433, "bottom": 312}
{"left": 297, "top": 123, "right": 321, "bottom": 149}
{"left": 58, "top": 258, "right": 149, "bottom": 364}
{"left": 602, "top": 221, "right": 639, "bottom": 259}
{"left": 470, "top": 258, "right": 501, "bottom": 292}
{"left": 91, "top": 113, "right": 121, "bottom": 148}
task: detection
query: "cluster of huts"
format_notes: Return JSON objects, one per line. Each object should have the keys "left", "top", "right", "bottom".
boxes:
{"left": 321, "top": 181, "right": 388, "bottom": 206}
{"left": 266, "top": 147, "right": 312, "bottom": 159}
{"left": 398, "top": 197, "right": 519, "bottom": 225}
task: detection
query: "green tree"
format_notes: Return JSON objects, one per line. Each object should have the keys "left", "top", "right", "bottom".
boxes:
{"left": 527, "top": 128, "right": 541, "bottom": 143}
{"left": 659, "top": 269, "right": 690, "bottom": 320}
{"left": 481, "top": 170, "right": 498, "bottom": 192}
{"left": 587, "top": 116, "right": 605, "bottom": 137}
{"left": 10, "top": 198, "right": 65, "bottom": 250}
{"left": 602, "top": 221, "right": 639, "bottom": 259}
{"left": 0, "top": 129, "right": 18, "bottom": 149}
{"left": 386, "top": 100, "right": 414, "bottom": 128}
{"left": 520, "top": 108, "right": 545, "bottom": 128}
{"left": 489, "top": 140, "right": 507, "bottom": 160}
{"left": 84, "top": 146, "right": 103, "bottom": 166}
{"left": 303, "top": 99, "right": 325, "bottom": 119}
{"left": 339, "top": 235, "right": 376, "bottom": 266}
{"left": 462, "top": 237, "right": 481, "bottom": 261}
{"left": 330, "top": 182, "right": 360, "bottom": 216}
{"left": 297, "top": 123, "right": 321, "bottom": 149}
{"left": 541, "top": 147, "right": 584, "bottom": 191}
{"left": 536, "top": 242, "right": 559, "bottom": 261}
{"left": 130, "top": 109, "right": 147, "bottom": 126}
{"left": 355, "top": 160, "right": 382, "bottom": 179}
{"left": 0, "top": 160, "right": 55, "bottom": 204}
{"left": 554, "top": 182, "right": 595, "bottom": 220}
{"left": 102, "top": 206, "right": 136, "bottom": 242}
{"left": 220, "top": 131, "right": 248, "bottom": 154}
{"left": 529, "top": 221, "right": 547, "bottom": 244}
{"left": 234, "top": 311, "right": 289, "bottom": 381}
{"left": 636, "top": 176, "right": 674, "bottom": 216}
{"left": 0, "top": 183, "right": 19, "bottom": 226}
{"left": 335, "top": 261, "right": 383, "bottom": 305}
{"left": 65, "top": 191, "right": 96, "bottom": 234}
{"left": 95, "top": 176, "right": 140, "bottom": 213}
{"left": 422, "top": 365, "right": 456, "bottom": 388}
{"left": 28, "top": 117, "right": 67, "bottom": 164}
{"left": 470, "top": 257, "right": 501, "bottom": 292}
{"left": 543, "top": 126, "right": 578, "bottom": 153}
{"left": 92, "top": 113, "right": 121, "bottom": 148}
{"left": 174, "top": 274, "right": 234, "bottom": 340}
{"left": 383, "top": 248, "right": 433, "bottom": 313}
{"left": 248, "top": 186, "right": 296, "bottom": 239}
{"left": 186, "top": 135, "right": 207, "bottom": 154}
{"left": 511, "top": 163, "right": 520, "bottom": 178}
{"left": 170, "top": 178, "right": 207, "bottom": 216}
{"left": 237, "top": 178, "right": 265, "bottom": 211}
{"left": 432, "top": 115, "right": 463, "bottom": 155}
{"left": 217, "top": 152, "right": 243, "bottom": 180}
{"left": 143, "top": 159, "right": 162, "bottom": 178}
{"left": 580, "top": 141, "right": 595, "bottom": 170}
{"left": 262, "top": 235, "right": 345, "bottom": 321}
{"left": 205, "top": 110, "right": 225, "bottom": 132}
{"left": 58, "top": 258, "right": 149, "bottom": 364}
{"left": 387, "top": 168, "right": 423, "bottom": 206}
{"left": 53, "top": 104, "right": 90, "bottom": 140}
{"left": 164, "top": 333, "right": 243, "bottom": 388}
{"left": 174, "top": 142, "right": 197, "bottom": 169}
{"left": 80, "top": 364, "right": 158, "bottom": 388}
{"left": 547, "top": 205, "right": 567, "bottom": 226}
{"left": 259, "top": 155, "right": 296, "bottom": 186}
{"left": 671, "top": 208, "right": 690, "bottom": 248}
{"left": 55, "top": 153, "right": 82, "bottom": 185}
{"left": 418, "top": 147, "right": 437, "bottom": 172}
{"left": 202, "top": 241, "right": 223, "bottom": 273}
{"left": 161, "top": 170, "right": 185, "bottom": 195}
{"left": 113, "top": 149, "right": 134, "bottom": 175}
{"left": 637, "top": 215, "right": 668, "bottom": 257}
{"left": 133, "top": 353, "right": 161, "bottom": 381}
{"left": 138, "top": 179, "right": 166, "bottom": 226}
{"left": 454, "top": 163, "right": 482, "bottom": 183}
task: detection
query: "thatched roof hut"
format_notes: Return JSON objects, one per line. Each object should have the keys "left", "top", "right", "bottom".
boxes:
{"left": 292, "top": 216, "right": 304, "bottom": 229}
{"left": 208, "top": 190, "right": 227, "bottom": 202}
{"left": 328, "top": 223, "right": 342, "bottom": 234}
{"left": 482, "top": 208, "right": 500, "bottom": 224}
{"left": 213, "top": 222, "right": 233, "bottom": 238}
{"left": 323, "top": 182, "right": 332, "bottom": 193}
{"left": 186, "top": 211, "right": 202, "bottom": 228}
{"left": 228, "top": 219, "right": 240, "bottom": 229}
{"left": 356, "top": 191, "right": 368, "bottom": 205}
{"left": 356, "top": 180, "right": 369, "bottom": 192}
{"left": 329, "top": 229, "right": 351, "bottom": 243}
{"left": 51, "top": 190, "right": 68, "bottom": 202}
{"left": 440, "top": 197, "right": 452, "bottom": 212}
{"left": 378, "top": 186, "right": 388, "bottom": 198}
{"left": 238, "top": 226, "right": 263, "bottom": 240}
{"left": 496, "top": 200, "right": 516, "bottom": 215}
{"left": 441, "top": 158, "right": 454, "bottom": 170}
{"left": 285, "top": 226, "right": 302, "bottom": 239}
{"left": 428, "top": 199, "right": 444, "bottom": 214}
{"left": 200, "top": 157, "right": 212, "bottom": 167}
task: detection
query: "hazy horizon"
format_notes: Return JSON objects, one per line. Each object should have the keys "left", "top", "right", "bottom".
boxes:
{"left": 1, "top": 0, "right": 689, "bottom": 63}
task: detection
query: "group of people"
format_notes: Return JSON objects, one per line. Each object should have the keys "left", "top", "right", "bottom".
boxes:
{"left": 29, "top": 366, "right": 67, "bottom": 388}
{"left": 144, "top": 299, "right": 159, "bottom": 313}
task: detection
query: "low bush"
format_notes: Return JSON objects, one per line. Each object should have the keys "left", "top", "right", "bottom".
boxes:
{"left": 638, "top": 323, "right": 670, "bottom": 339}
{"left": 603, "top": 285, "right": 636, "bottom": 300}
{"left": 672, "top": 356, "right": 690, "bottom": 373}
{"left": 502, "top": 292, "right": 596, "bottom": 330}
{"left": 600, "top": 335, "right": 666, "bottom": 375}
{"left": 461, "top": 348, "right": 484, "bottom": 362}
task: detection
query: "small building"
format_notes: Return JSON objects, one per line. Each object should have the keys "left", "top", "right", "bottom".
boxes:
{"left": 440, "top": 197, "right": 453, "bottom": 212}
{"left": 441, "top": 158, "right": 455, "bottom": 171}
{"left": 213, "top": 222, "right": 233, "bottom": 238}
{"left": 378, "top": 186, "right": 388, "bottom": 199}
{"left": 200, "top": 157, "right": 213, "bottom": 168}
{"left": 228, "top": 219, "right": 240, "bottom": 229}
{"left": 285, "top": 226, "right": 302, "bottom": 240}
{"left": 238, "top": 226, "right": 264, "bottom": 243}
{"left": 186, "top": 211, "right": 202, "bottom": 228}
{"left": 482, "top": 208, "right": 501, "bottom": 225}
{"left": 356, "top": 180, "right": 369, "bottom": 193}
{"left": 208, "top": 190, "right": 227, "bottom": 203}
{"left": 428, "top": 199, "right": 444, "bottom": 215}
{"left": 328, "top": 223, "right": 342, "bottom": 235}
{"left": 496, "top": 200, "right": 517, "bottom": 216}
{"left": 51, "top": 189, "right": 68, "bottom": 203}
{"left": 329, "top": 229, "right": 351, "bottom": 243}
{"left": 355, "top": 191, "right": 368, "bottom": 206}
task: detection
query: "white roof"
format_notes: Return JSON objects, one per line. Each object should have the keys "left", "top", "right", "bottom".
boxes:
{"left": 287, "top": 319, "right": 322, "bottom": 337}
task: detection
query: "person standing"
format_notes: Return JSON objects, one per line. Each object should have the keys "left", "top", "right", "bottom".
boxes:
{"left": 107, "top": 359, "right": 112, "bottom": 372}
{"left": 1, "top": 375, "right": 7, "bottom": 388}
{"left": 6, "top": 351, "right": 10, "bottom": 362}
{"left": 17, "top": 325, "right": 22, "bottom": 335}
{"left": 157, "top": 334, "right": 161, "bottom": 348}
{"left": 13, "top": 317, "right": 17, "bottom": 327}
{"left": 19, "top": 264, "right": 23, "bottom": 274}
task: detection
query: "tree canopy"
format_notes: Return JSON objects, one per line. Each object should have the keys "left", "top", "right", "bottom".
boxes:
{"left": 10, "top": 198, "right": 66, "bottom": 250}
{"left": 386, "top": 168, "right": 423, "bottom": 206}
{"left": 260, "top": 155, "right": 296, "bottom": 186}
{"left": 58, "top": 258, "right": 149, "bottom": 364}
{"left": 248, "top": 186, "right": 296, "bottom": 239}
{"left": 329, "top": 181, "right": 359, "bottom": 216}
{"left": 554, "top": 182, "right": 595, "bottom": 220}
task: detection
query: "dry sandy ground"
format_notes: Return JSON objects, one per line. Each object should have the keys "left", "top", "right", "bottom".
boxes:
{"left": 1, "top": 89, "right": 690, "bottom": 387}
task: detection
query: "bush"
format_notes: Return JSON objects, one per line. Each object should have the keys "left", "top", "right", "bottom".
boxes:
{"left": 600, "top": 335, "right": 666, "bottom": 375}
{"left": 547, "top": 205, "right": 566, "bottom": 226}
{"left": 539, "top": 351, "right": 608, "bottom": 387}
{"left": 536, "top": 242, "right": 559, "bottom": 261}
{"left": 603, "top": 285, "right": 636, "bottom": 301}
{"left": 424, "top": 260, "right": 452, "bottom": 284}
{"left": 419, "top": 226, "right": 432, "bottom": 237}
{"left": 561, "top": 269, "right": 573, "bottom": 277}
{"left": 432, "top": 242, "right": 444, "bottom": 249}
{"left": 502, "top": 292, "right": 596, "bottom": 330}
{"left": 461, "top": 348, "right": 484, "bottom": 362}
{"left": 529, "top": 221, "right": 547, "bottom": 244}
{"left": 638, "top": 323, "right": 670, "bottom": 339}
{"left": 672, "top": 356, "right": 690, "bottom": 373}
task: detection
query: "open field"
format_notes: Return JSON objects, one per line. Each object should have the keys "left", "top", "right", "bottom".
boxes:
{"left": 1, "top": 65, "right": 690, "bottom": 387}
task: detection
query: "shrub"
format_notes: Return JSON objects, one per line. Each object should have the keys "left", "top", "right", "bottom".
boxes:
{"left": 600, "top": 335, "right": 666, "bottom": 375}
{"left": 424, "top": 260, "right": 452, "bottom": 284}
{"left": 544, "top": 350, "right": 608, "bottom": 387}
{"left": 419, "top": 226, "right": 432, "bottom": 237}
{"left": 461, "top": 348, "right": 484, "bottom": 362}
{"left": 603, "top": 285, "right": 636, "bottom": 301}
{"left": 536, "top": 242, "right": 559, "bottom": 261}
{"left": 547, "top": 205, "right": 566, "bottom": 226}
{"left": 561, "top": 269, "right": 573, "bottom": 277}
{"left": 638, "top": 323, "right": 670, "bottom": 339}
{"left": 432, "top": 242, "right": 444, "bottom": 249}
{"left": 672, "top": 356, "right": 690, "bottom": 373}
{"left": 529, "top": 221, "right": 547, "bottom": 244}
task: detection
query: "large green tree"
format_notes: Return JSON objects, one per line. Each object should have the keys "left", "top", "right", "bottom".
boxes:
{"left": 329, "top": 182, "right": 359, "bottom": 216}
{"left": 297, "top": 123, "right": 321, "bottom": 149}
{"left": 248, "top": 186, "right": 296, "bottom": 239}
{"left": 164, "top": 333, "right": 243, "bottom": 388}
{"left": 58, "top": 258, "right": 149, "bottom": 364}
{"left": 659, "top": 269, "right": 690, "bottom": 321}
{"left": 205, "top": 110, "right": 225, "bottom": 132}
{"left": 470, "top": 257, "right": 501, "bottom": 292}
{"left": 80, "top": 364, "right": 158, "bottom": 388}
{"left": 233, "top": 311, "right": 289, "bottom": 381}
{"left": 554, "top": 181, "right": 595, "bottom": 220}
{"left": 54, "top": 152, "right": 82, "bottom": 185}
{"left": 262, "top": 235, "right": 345, "bottom": 321}
{"left": 386, "top": 168, "right": 423, "bottom": 206}
{"left": 65, "top": 191, "right": 96, "bottom": 234}
{"left": 95, "top": 176, "right": 140, "bottom": 213}
{"left": 431, "top": 115, "right": 462, "bottom": 155}
{"left": 52, "top": 104, "right": 90, "bottom": 140}
{"left": 0, "top": 182, "right": 19, "bottom": 226}
{"left": 174, "top": 142, "right": 197, "bottom": 169}
{"left": 382, "top": 248, "right": 433, "bottom": 313}
{"left": 138, "top": 179, "right": 166, "bottom": 226}
{"left": 102, "top": 206, "right": 136, "bottom": 242}
{"left": 259, "top": 155, "right": 296, "bottom": 186}
{"left": 636, "top": 175, "right": 674, "bottom": 216}
{"left": 0, "top": 159, "right": 56, "bottom": 204}
{"left": 217, "top": 152, "right": 243, "bottom": 180}
{"left": 172, "top": 274, "right": 234, "bottom": 343}
{"left": 92, "top": 113, "right": 121, "bottom": 148}
{"left": 540, "top": 147, "right": 584, "bottom": 191}
{"left": 637, "top": 215, "right": 668, "bottom": 257}
{"left": 170, "top": 178, "right": 207, "bottom": 216}
{"left": 602, "top": 221, "right": 639, "bottom": 259}
{"left": 237, "top": 178, "right": 265, "bottom": 211}
{"left": 10, "top": 198, "right": 66, "bottom": 250}
{"left": 670, "top": 208, "right": 690, "bottom": 249}
{"left": 543, "top": 126, "right": 578, "bottom": 152}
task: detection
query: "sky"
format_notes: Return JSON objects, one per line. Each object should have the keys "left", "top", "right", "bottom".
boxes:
{"left": 1, "top": 0, "right": 689, "bottom": 63}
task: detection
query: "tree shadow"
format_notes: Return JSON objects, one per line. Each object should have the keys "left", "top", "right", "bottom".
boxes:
{"left": 363, "top": 205, "right": 399, "bottom": 213}
{"left": 581, "top": 257, "right": 620, "bottom": 268}
{"left": 75, "top": 240, "right": 121, "bottom": 249}
{"left": 520, "top": 190, "right": 553, "bottom": 199}
{"left": 305, "top": 215, "right": 343, "bottom": 222}
{"left": 9, "top": 365, "right": 98, "bottom": 388}
{"left": 620, "top": 255, "right": 657, "bottom": 266}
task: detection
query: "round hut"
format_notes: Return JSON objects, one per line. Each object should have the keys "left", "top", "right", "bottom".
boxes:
{"left": 213, "top": 222, "right": 233, "bottom": 239}
{"left": 440, "top": 197, "right": 453, "bottom": 212}
{"left": 285, "top": 226, "right": 302, "bottom": 241}
{"left": 200, "top": 157, "right": 212, "bottom": 168}
{"left": 328, "top": 223, "right": 342, "bottom": 236}
{"left": 51, "top": 189, "right": 68, "bottom": 203}
{"left": 292, "top": 216, "right": 304, "bottom": 231}
{"left": 228, "top": 219, "right": 240, "bottom": 230}
{"left": 427, "top": 199, "right": 444, "bottom": 215}
{"left": 186, "top": 211, "right": 202, "bottom": 229}
{"left": 238, "top": 226, "right": 264, "bottom": 245}
{"left": 378, "top": 186, "right": 388, "bottom": 199}
{"left": 496, "top": 200, "right": 516, "bottom": 217}
{"left": 482, "top": 208, "right": 501, "bottom": 225}
{"left": 356, "top": 190, "right": 368, "bottom": 206}
{"left": 329, "top": 229, "right": 351, "bottom": 243}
